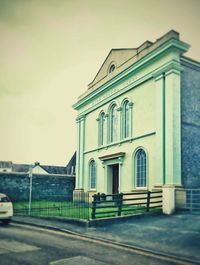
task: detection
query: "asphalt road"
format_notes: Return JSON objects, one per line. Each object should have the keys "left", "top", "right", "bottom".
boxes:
{"left": 0, "top": 223, "right": 178, "bottom": 265}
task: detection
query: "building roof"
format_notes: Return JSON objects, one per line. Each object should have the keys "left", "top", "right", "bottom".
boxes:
{"left": 0, "top": 161, "right": 67, "bottom": 175}
{"left": 0, "top": 161, "right": 12, "bottom": 169}
{"left": 87, "top": 30, "right": 179, "bottom": 91}
{"left": 66, "top": 152, "right": 76, "bottom": 175}
{"left": 88, "top": 48, "right": 138, "bottom": 88}
{"left": 76, "top": 30, "right": 189, "bottom": 104}
{"left": 12, "top": 163, "right": 30, "bottom": 173}
{"left": 40, "top": 165, "right": 67, "bottom": 175}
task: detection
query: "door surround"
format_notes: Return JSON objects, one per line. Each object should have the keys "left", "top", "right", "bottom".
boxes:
{"left": 99, "top": 152, "right": 125, "bottom": 194}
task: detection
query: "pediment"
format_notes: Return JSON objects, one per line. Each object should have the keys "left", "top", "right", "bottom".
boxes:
{"left": 88, "top": 49, "right": 137, "bottom": 89}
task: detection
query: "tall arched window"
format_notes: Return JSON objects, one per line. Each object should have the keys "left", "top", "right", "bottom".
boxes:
{"left": 99, "top": 112, "right": 106, "bottom": 146}
{"left": 135, "top": 149, "right": 147, "bottom": 188}
{"left": 122, "top": 100, "right": 130, "bottom": 139}
{"left": 110, "top": 104, "right": 118, "bottom": 142}
{"left": 89, "top": 160, "right": 96, "bottom": 190}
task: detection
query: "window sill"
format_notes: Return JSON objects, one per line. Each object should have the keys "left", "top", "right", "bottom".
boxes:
{"left": 133, "top": 187, "right": 148, "bottom": 191}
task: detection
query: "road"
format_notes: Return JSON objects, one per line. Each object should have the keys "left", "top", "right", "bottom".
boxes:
{"left": 0, "top": 223, "right": 182, "bottom": 265}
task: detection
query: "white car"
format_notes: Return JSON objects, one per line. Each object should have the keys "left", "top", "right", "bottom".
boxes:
{"left": 0, "top": 193, "right": 13, "bottom": 224}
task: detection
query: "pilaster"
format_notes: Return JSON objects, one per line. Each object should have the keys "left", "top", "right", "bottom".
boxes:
{"left": 165, "top": 69, "right": 181, "bottom": 185}
{"left": 154, "top": 62, "right": 182, "bottom": 187}
{"left": 162, "top": 184, "right": 175, "bottom": 214}
{"left": 75, "top": 114, "right": 86, "bottom": 190}
{"left": 75, "top": 118, "right": 80, "bottom": 189}
{"left": 155, "top": 74, "right": 165, "bottom": 186}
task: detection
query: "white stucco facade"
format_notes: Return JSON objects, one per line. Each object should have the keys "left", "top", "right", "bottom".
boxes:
{"left": 73, "top": 30, "right": 190, "bottom": 200}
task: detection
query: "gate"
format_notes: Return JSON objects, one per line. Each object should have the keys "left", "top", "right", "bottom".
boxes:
{"left": 176, "top": 189, "right": 200, "bottom": 212}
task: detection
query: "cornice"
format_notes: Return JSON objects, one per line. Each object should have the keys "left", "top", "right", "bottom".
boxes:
{"left": 84, "top": 132, "right": 156, "bottom": 155}
{"left": 152, "top": 59, "right": 183, "bottom": 80}
{"left": 99, "top": 152, "right": 125, "bottom": 161}
{"left": 74, "top": 60, "right": 178, "bottom": 117}
{"left": 73, "top": 38, "right": 189, "bottom": 111}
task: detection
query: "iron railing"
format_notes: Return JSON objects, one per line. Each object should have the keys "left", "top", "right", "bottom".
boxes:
{"left": 176, "top": 189, "right": 200, "bottom": 212}
{"left": 13, "top": 193, "right": 90, "bottom": 220}
{"left": 13, "top": 190, "right": 163, "bottom": 221}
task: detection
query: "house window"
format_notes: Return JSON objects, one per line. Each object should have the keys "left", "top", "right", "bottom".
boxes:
{"left": 99, "top": 112, "right": 106, "bottom": 146}
{"left": 89, "top": 160, "right": 96, "bottom": 190}
{"left": 122, "top": 100, "right": 130, "bottom": 139}
{"left": 109, "top": 64, "right": 116, "bottom": 73}
{"left": 110, "top": 104, "right": 118, "bottom": 143}
{"left": 135, "top": 149, "right": 147, "bottom": 188}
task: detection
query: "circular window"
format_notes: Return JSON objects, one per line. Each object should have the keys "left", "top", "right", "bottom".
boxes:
{"left": 109, "top": 64, "right": 116, "bottom": 73}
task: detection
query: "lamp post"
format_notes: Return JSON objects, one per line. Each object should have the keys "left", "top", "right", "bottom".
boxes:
{"left": 28, "top": 165, "right": 33, "bottom": 216}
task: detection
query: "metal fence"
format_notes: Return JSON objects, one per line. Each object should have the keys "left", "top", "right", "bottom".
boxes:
{"left": 13, "top": 193, "right": 90, "bottom": 220}
{"left": 91, "top": 190, "right": 162, "bottom": 219}
{"left": 176, "top": 189, "right": 200, "bottom": 212}
{"left": 13, "top": 190, "right": 163, "bottom": 221}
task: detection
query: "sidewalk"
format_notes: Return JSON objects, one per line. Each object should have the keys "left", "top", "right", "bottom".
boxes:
{"left": 12, "top": 213, "right": 200, "bottom": 263}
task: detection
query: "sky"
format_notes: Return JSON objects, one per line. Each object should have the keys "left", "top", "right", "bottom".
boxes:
{"left": 0, "top": 0, "right": 199, "bottom": 166}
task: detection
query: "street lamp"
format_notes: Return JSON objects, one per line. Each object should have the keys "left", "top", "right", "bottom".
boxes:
{"left": 28, "top": 165, "right": 33, "bottom": 216}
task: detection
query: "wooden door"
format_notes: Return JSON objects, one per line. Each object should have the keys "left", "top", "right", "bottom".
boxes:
{"left": 112, "top": 164, "right": 119, "bottom": 194}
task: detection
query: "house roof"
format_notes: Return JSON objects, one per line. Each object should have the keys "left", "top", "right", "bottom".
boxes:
{"left": 0, "top": 161, "right": 12, "bottom": 169}
{"left": 12, "top": 163, "right": 30, "bottom": 173}
{"left": 40, "top": 165, "right": 67, "bottom": 175}
{"left": 0, "top": 161, "right": 67, "bottom": 175}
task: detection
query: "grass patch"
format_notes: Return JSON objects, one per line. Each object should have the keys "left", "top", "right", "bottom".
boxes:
{"left": 13, "top": 200, "right": 162, "bottom": 220}
{"left": 13, "top": 200, "right": 90, "bottom": 220}
{"left": 93, "top": 204, "right": 162, "bottom": 219}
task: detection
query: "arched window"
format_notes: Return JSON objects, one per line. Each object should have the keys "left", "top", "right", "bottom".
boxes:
{"left": 89, "top": 160, "right": 96, "bottom": 190}
{"left": 99, "top": 112, "right": 106, "bottom": 146}
{"left": 122, "top": 100, "right": 130, "bottom": 139}
{"left": 109, "top": 64, "right": 116, "bottom": 73}
{"left": 135, "top": 149, "right": 147, "bottom": 187}
{"left": 110, "top": 104, "right": 118, "bottom": 143}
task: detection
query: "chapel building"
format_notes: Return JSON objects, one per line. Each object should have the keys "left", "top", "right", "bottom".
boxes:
{"left": 73, "top": 30, "right": 200, "bottom": 203}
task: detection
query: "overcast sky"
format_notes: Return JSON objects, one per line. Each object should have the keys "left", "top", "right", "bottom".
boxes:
{"left": 0, "top": 0, "right": 199, "bottom": 166}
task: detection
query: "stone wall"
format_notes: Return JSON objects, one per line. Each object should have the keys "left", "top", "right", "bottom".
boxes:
{"left": 0, "top": 172, "right": 75, "bottom": 201}
{"left": 181, "top": 62, "right": 200, "bottom": 188}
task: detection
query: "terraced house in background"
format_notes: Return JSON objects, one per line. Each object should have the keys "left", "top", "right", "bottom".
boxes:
{"left": 73, "top": 30, "right": 200, "bottom": 208}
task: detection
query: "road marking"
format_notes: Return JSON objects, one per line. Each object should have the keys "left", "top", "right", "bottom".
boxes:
{"left": 0, "top": 239, "right": 40, "bottom": 253}
{"left": 50, "top": 256, "right": 109, "bottom": 265}
{"left": 0, "top": 249, "right": 9, "bottom": 254}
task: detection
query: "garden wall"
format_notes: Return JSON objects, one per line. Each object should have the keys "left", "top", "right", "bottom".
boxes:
{"left": 0, "top": 172, "right": 75, "bottom": 201}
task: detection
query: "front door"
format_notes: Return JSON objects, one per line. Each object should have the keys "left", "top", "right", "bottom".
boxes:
{"left": 112, "top": 164, "right": 119, "bottom": 194}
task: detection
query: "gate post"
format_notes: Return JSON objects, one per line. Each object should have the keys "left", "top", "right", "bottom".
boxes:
{"left": 162, "top": 185, "right": 175, "bottom": 214}
{"left": 146, "top": 191, "right": 151, "bottom": 212}
{"left": 91, "top": 194, "right": 97, "bottom": 219}
{"left": 117, "top": 193, "right": 123, "bottom": 216}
